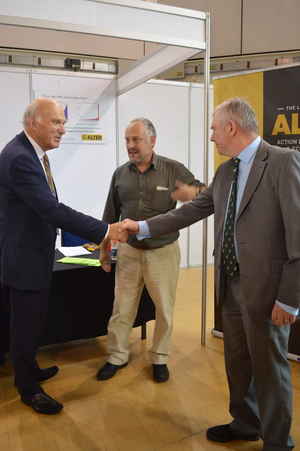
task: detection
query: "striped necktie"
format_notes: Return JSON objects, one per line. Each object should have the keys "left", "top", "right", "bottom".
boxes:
{"left": 222, "top": 157, "right": 240, "bottom": 279}
{"left": 43, "top": 153, "right": 56, "bottom": 198}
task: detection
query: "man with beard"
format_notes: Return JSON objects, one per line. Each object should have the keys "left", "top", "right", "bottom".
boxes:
{"left": 97, "top": 117, "right": 205, "bottom": 383}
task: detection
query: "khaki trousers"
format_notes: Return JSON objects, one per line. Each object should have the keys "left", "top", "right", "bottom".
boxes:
{"left": 107, "top": 241, "right": 180, "bottom": 365}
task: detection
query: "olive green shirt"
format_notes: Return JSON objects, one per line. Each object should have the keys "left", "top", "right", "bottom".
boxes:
{"left": 102, "top": 152, "right": 205, "bottom": 249}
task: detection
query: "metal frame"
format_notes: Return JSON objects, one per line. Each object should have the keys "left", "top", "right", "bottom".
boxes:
{"left": 0, "top": 0, "right": 210, "bottom": 344}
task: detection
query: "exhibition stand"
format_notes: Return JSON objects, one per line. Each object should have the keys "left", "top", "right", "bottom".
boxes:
{"left": 0, "top": 0, "right": 211, "bottom": 344}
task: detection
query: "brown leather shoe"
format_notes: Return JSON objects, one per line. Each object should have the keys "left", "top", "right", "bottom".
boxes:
{"left": 97, "top": 362, "right": 128, "bottom": 380}
{"left": 21, "top": 392, "right": 63, "bottom": 415}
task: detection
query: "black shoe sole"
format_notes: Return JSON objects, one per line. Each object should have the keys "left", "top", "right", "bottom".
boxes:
{"left": 206, "top": 428, "right": 260, "bottom": 443}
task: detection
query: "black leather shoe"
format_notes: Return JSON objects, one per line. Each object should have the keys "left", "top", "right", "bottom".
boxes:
{"left": 38, "top": 366, "right": 59, "bottom": 381}
{"left": 153, "top": 364, "right": 169, "bottom": 382}
{"left": 21, "top": 392, "right": 63, "bottom": 415}
{"left": 206, "top": 424, "right": 260, "bottom": 443}
{"left": 97, "top": 362, "right": 128, "bottom": 380}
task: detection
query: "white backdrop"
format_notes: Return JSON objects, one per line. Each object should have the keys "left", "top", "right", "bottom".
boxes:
{"left": 0, "top": 68, "right": 31, "bottom": 145}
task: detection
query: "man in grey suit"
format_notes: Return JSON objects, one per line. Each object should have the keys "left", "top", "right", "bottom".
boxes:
{"left": 119, "top": 97, "right": 300, "bottom": 450}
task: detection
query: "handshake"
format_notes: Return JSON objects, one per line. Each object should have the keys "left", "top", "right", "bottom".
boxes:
{"left": 107, "top": 219, "right": 140, "bottom": 243}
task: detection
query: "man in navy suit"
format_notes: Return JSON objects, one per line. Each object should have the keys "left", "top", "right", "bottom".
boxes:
{"left": 0, "top": 97, "right": 127, "bottom": 415}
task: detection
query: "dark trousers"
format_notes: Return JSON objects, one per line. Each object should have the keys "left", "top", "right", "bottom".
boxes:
{"left": 2, "top": 284, "right": 50, "bottom": 397}
{"left": 223, "top": 273, "right": 294, "bottom": 451}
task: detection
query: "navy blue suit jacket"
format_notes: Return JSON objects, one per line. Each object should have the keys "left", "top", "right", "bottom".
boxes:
{"left": 0, "top": 131, "right": 108, "bottom": 290}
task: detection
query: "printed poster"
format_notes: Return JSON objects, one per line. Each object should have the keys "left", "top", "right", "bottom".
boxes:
{"left": 35, "top": 90, "right": 108, "bottom": 144}
{"left": 263, "top": 66, "right": 300, "bottom": 151}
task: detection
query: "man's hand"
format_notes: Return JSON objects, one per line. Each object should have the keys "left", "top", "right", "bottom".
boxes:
{"left": 171, "top": 180, "right": 204, "bottom": 202}
{"left": 118, "top": 219, "right": 140, "bottom": 234}
{"left": 108, "top": 222, "right": 128, "bottom": 243}
{"left": 99, "top": 238, "right": 111, "bottom": 273}
{"left": 271, "top": 302, "right": 296, "bottom": 327}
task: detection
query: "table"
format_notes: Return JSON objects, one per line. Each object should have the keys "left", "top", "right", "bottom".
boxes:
{"left": 0, "top": 249, "right": 156, "bottom": 365}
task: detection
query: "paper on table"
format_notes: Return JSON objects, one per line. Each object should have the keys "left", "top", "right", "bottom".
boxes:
{"left": 57, "top": 246, "right": 91, "bottom": 257}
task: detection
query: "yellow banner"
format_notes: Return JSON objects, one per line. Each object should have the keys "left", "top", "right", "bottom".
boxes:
{"left": 213, "top": 72, "right": 263, "bottom": 171}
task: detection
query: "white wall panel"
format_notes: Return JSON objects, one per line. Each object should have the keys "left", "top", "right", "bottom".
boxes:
{"left": 189, "top": 84, "right": 214, "bottom": 266}
{"left": 0, "top": 68, "right": 31, "bottom": 151}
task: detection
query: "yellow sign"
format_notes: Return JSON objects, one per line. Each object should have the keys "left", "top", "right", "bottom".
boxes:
{"left": 213, "top": 72, "right": 263, "bottom": 171}
{"left": 272, "top": 113, "right": 300, "bottom": 135}
{"left": 81, "top": 134, "right": 103, "bottom": 141}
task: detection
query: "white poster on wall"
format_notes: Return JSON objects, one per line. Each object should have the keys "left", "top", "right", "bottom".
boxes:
{"left": 34, "top": 90, "right": 108, "bottom": 144}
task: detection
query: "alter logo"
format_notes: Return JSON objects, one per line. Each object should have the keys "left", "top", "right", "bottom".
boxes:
{"left": 81, "top": 134, "right": 103, "bottom": 141}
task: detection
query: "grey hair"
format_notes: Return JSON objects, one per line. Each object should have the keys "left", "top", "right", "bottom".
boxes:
{"left": 22, "top": 99, "right": 42, "bottom": 127}
{"left": 213, "top": 97, "right": 259, "bottom": 134}
{"left": 130, "top": 117, "right": 156, "bottom": 143}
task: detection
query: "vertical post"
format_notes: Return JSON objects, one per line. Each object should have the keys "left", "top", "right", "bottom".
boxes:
{"left": 201, "top": 12, "right": 210, "bottom": 346}
{"left": 187, "top": 84, "right": 193, "bottom": 267}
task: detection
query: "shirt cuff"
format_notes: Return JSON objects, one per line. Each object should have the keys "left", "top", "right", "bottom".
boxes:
{"left": 104, "top": 224, "right": 110, "bottom": 239}
{"left": 276, "top": 301, "right": 299, "bottom": 316}
{"left": 137, "top": 221, "right": 151, "bottom": 240}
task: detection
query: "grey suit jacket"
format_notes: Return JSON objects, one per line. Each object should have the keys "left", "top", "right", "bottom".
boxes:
{"left": 146, "top": 140, "right": 300, "bottom": 324}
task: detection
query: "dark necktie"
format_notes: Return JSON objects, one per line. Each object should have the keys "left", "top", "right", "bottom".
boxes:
{"left": 222, "top": 158, "right": 240, "bottom": 279}
{"left": 43, "top": 153, "right": 56, "bottom": 198}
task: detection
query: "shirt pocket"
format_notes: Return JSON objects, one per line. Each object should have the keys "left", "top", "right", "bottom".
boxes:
{"left": 150, "top": 187, "right": 172, "bottom": 213}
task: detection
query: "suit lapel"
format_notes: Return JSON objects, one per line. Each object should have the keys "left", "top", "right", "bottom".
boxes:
{"left": 18, "top": 131, "right": 58, "bottom": 199}
{"left": 18, "top": 132, "right": 45, "bottom": 176}
{"left": 236, "top": 140, "right": 268, "bottom": 222}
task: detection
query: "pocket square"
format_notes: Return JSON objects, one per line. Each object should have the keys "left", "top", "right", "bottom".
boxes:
{"left": 156, "top": 186, "right": 169, "bottom": 191}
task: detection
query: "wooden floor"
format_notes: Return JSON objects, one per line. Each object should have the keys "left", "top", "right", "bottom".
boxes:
{"left": 1, "top": 265, "right": 300, "bottom": 451}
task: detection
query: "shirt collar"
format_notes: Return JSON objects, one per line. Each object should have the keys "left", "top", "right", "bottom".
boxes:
{"left": 127, "top": 151, "right": 157, "bottom": 170}
{"left": 24, "top": 130, "right": 45, "bottom": 161}
{"left": 238, "top": 136, "right": 261, "bottom": 163}
{"left": 151, "top": 152, "right": 158, "bottom": 168}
